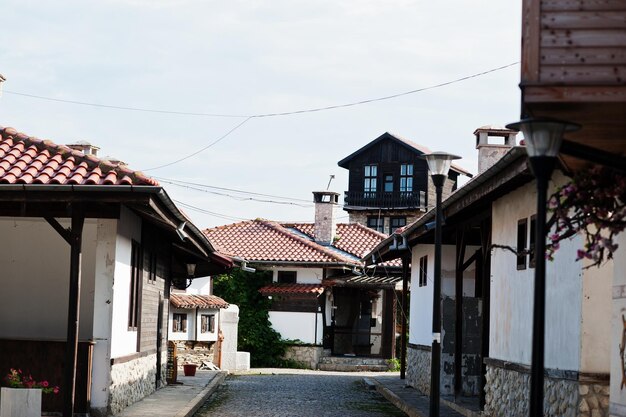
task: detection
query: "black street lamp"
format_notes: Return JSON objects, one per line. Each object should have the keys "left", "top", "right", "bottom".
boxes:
{"left": 424, "top": 151, "right": 461, "bottom": 417}
{"left": 505, "top": 118, "right": 580, "bottom": 416}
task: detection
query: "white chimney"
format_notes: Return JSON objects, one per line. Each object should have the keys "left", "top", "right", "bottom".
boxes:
{"left": 66, "top": 140, "right": 100, "bottom": 157}
{"left": 474, "top": 125, "right": 518, "bottom": 174}
{"left": 312, "top": 191, "right": 339, "bottom": 245}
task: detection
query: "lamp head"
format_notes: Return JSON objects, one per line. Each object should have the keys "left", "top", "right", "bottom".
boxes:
{"left": 506, "top": 118, "right": 580, "bottom": 158}
{"left": 423, "top": 152, "right": 462, "bottom": 177}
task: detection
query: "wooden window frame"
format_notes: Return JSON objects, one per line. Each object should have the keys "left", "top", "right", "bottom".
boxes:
{"left": 529, "top": 215, "right": 537, "bottom": 269}
{"left": 400, "top": 164, "right": 414, "bottom": 193}
{"left": 201, "top": 314, "right": 215, "bottom": 333}
{"left": 517, "top": 218, "right": 528, "bottom": 270}
{"left": 364, "top": 164, "right": 378, "bottom": 196}
{"left": 367, "top": 216, "right": 384, "bottom": 233}
{"left": 419, "top": 255, "right": 428, "bottom": 287}
{"left": 128, "top": 240, "right": 142, "bottom": 330}
{"left": 277, "top": 271, "right": 297, "bottom": 284}
{"left": 172, "top": 313, "right": 187, "bottom": 333}
{"left": 390, "top": 217, "right": 406, "bottom": 234}
{"left": 147, "top": 249, "right": 157, "bottom": 284}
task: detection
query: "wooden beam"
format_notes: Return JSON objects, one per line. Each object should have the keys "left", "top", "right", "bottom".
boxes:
{"left": 45, "top": 216, "right": 71, "bottom": 245}
{"left": 454, "top": 229, "right": 466, "bottom": 398}
{"left": 400, "top": 256, "right": 410, "bottom": 379}
{"left": 479, "top": 218, "right": 492, "bottom": 410}
{"left": 63, "top": 205, "right": 84, "bottom": 417}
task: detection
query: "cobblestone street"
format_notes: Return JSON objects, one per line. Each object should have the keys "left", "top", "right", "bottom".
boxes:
{"left": 194, "top": 369, "right": 406, "bottom": 417}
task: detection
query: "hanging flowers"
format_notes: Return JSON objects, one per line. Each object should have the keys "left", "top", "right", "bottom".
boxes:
{"left": 546, "top": 166, "right": 626, "bottom": 267}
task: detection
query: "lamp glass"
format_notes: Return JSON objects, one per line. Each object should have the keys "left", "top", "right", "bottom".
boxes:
{"left": 506, "top": 119, "right": 580, "bottom": 158}
{"left": 186, "top": 263, "right": 197, "bottom": 277}
{"left": 424, "top": 152, "right": 462, "bottom": 176}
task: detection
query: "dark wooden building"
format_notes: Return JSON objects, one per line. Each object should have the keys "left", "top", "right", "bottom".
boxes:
{"left": 338, "top": 132, "right": 471, "bottom": 235}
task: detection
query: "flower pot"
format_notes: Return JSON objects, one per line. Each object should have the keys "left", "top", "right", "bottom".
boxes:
{"left": 0, "top": 387, "right": 42, "bottom": 417}
{"left": 183, "top": 364, "right": 197, "bottom": 377}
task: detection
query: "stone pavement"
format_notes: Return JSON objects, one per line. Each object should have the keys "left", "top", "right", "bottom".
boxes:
{"left": 114, "top": 370, "right": 227, "bottom": 417}
{"left": 367, "top": 375, "right": 476, "bottom": 417}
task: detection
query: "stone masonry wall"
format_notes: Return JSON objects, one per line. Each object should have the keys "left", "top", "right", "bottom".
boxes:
{"left": 283, "top": 345, "right": 324, "bottom": 369}
{"left": 407, "top": 344, "right": 431, "bottom": 395}
{"left": 109, "top": 353, "right": 165, "bottom": 415}
{"left": 174, "top": 340, "right": 216, "bottom": 368}
{"left": 484, "top": 363, "right": 609, "bottom": 417}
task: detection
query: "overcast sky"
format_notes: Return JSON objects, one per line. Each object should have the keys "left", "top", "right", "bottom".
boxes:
{"left": 1, "top": 0, "right": 522, "bottom": 229}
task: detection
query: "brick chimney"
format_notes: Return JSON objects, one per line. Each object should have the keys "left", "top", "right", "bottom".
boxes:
{"left": 474, "top": 125, "right": 518, "bottom": 174}
{"left": 66, "top": 140, "right": 100, "bottom": 157}
{"left": 312, "top": 191, "right": 339, "bottom": 245}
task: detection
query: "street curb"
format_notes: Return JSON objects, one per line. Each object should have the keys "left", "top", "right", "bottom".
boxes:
{"left": 174, "top": 371, "right": 228, "bottom": 417}
{"left": 366, "top": 377, "right": 424, "bottom": 417}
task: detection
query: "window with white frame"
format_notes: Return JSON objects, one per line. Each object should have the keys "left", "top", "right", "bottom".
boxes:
{"left": 400, "top": 164, "right": 413, "bottom": 193}
{"left": 364, "top": 165, "right": 377, "bottom": 197}
{"left": 172, "top": 313, "right": 187, "bottom": 332}
{"left": 200, "top": 314, "right": 215, "bottom": 333}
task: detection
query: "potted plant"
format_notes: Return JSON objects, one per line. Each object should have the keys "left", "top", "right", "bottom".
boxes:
{"left": 1, "top": 369, "right": 59, "bottom": 417}
{"left": 182, "top": 364, "right": 197, "bottom": 377}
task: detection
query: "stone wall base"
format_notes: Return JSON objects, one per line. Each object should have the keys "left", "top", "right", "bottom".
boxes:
{"left": 174, "top": 340, "right": 216, "bottom": 368}
{"left": 282, "top": 345, "right": 324, "bottom": 369}
{"left": 109, "top": 353, "right": 164, "bottom": 415}
{"left": 484, "top": 361, "right": 609, "bottom": 417}
{"left": 407, "top": 344, "right": 431, "bottom": 395}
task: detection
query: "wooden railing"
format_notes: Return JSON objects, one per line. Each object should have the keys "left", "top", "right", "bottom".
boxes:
{"left": 343, "top": 190, "right": 425, "bottom": 209}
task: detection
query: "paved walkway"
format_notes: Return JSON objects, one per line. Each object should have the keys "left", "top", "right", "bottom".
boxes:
{"left": 367, "top": 375, "right": 477, "bottom": 417}
{"left": 114, "top": 370, "right": 226, "bottom": 417}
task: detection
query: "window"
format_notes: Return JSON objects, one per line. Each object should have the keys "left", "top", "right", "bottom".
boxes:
{"left": 277, "top": 271, "right": 297, "bottom": 284}
{"left": 128, "top": 240, "right": 142, "bottom": 330}
{"left": 172, "top": 313, "right": 187, "bottom": 332}
{"left": 384, "top": 174, "right": 394, "bottom": 192}
{"left": 400, "top": 164, "right": 413, "bottom": 193}
{"left": 390, "top": 217, "right": 406, "bottom": 234}
{"left": 529, "top": 215, "right": 536, "bottom": 269}
{"left": 200, "top": 314, "right": 215, "bottom": 333}
{"left": 517, "top": 219, "right": 528, "bottom": 270}
{"left": 364, "top": 165, "right": 377, "bottom": 197}
{"left": 367, "top": 216, "right": 384, "bottom": 233}
{"left": 419, "top": 255, "right": 428, "bottom": 287}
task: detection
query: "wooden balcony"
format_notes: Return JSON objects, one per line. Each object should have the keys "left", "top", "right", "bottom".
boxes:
{"left": 519, "top": 0, "right": 626, "bottom": 163}
{"left": 343, "top": 190, "right": 426, "bottom": 210}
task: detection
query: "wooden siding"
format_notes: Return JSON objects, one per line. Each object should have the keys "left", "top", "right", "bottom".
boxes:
{"left": 523, "top": 0, "right": 626, "bottom": 86}
{"left": 346, "top": 138, "right": 429, "bottom": 197}
{"left": 139, "top": 224, "right": 171, "bottom": 354}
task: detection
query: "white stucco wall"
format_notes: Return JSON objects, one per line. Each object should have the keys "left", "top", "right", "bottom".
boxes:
{"left": 186, "top": 276, "right": 212, "bottom": 295}
{"left": 271, "top": 266, "right": 324, "bottom": 284}
{"left": 268, "top": 311, "right": 323, "bottom": 344}
{"left": 0, "top": 217, "right": 99, "bottom": 340}
{"left": 408, "top": 243, "right": 477, "bottom": 347}
{"left": 490, "top": 175, "right": 586, "bottom": 371}
{"left": 610, "top": 232, "right": 626, "bottom": 414}
{"left": 110, "top": 207, "right": 142, "bottom": 358}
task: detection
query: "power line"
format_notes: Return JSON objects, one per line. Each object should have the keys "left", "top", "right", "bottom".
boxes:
{"left": 173, "top": 199, "right": 248, "bottom": 222}
{"left": 162, "top": 178, "right": 314, "bottom": 207}
{"left": 154, "top": 176, "right": 313, "bottom": 203}
{"left": 142, "top": 116, "right": 252, "bottom": 171}
{"left": 4, "top": 62, "right": 518, "bottom": 120}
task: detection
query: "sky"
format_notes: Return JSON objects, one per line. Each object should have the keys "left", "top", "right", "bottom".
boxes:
{"left": 0, "top": 0, "right": 522, "bottom": 229}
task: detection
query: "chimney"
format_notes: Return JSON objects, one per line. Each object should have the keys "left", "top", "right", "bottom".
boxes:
{"left": 312, "top": 191, "right": 339, "bottom": 245}
{"left": 66, "top": 140, "right": 100, "bottom": 157}
{"left": 474, "top": 125, "right": 518, "bottom": 174}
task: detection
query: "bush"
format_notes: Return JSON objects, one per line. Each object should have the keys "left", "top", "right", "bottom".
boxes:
{"left": 213, "top": 269, "right": 287, "bottom": 367}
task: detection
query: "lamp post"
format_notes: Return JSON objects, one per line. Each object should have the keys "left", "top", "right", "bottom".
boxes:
{"left": 505, "top": 118, "right": 580, "bottom": 416}
{"left": 424, "top": 152, "right": 461, "bottom": 417}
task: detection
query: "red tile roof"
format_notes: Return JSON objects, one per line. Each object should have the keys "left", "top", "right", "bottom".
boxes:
{"left": 0, "top": 126, "right": 158, "bottom": 186}
{"left": 170, "top": 293, "right": 229, "bottom": 309}
{"left": 259, "top": 283, "right": 325, "bottom": 296}
{"left": 289, "top": 223, "right": 389, "bottom": 259}
{"left": 204, "top": 220, "right": 358, "bottom": 265}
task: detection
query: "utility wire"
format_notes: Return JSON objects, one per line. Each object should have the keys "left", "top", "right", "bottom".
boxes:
{"left": 173, "top": 199, "right": 248, "bottom": 222}
{"left": 162, "top": 178, "right": 314, "bottom": 207}
{"left": 4, "top": 62, "right": 518, "bottom": 119}
{"left": 154, "top": 176, "right": 313, "bottom": 203}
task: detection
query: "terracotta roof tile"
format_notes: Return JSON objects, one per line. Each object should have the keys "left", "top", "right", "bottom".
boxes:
{"left": 170, "top": 293, "right": 229, "bottom": 309}
{"left": 204, "top": 220, "right": 358, "bottom": 265}
{"left": 0, "top": 126, "right": 158, "bottom": 186}
{"left": 259, "top": 283, "right": 325, "bottom": 296}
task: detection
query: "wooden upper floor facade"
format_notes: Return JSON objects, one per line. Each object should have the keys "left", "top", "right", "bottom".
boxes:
{"left": 338, "top": 132, "right": 469, "bottom": 214}
{"left": 520, "top": 0, "right": 626, "bottom": 164}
